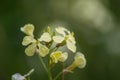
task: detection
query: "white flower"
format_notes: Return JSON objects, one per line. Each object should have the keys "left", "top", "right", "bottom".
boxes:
{"left": 53, "top": 27, "right": 76, "bottom": 53}
{"left": 50, "top": 51, "right": 68, "bottom": 63}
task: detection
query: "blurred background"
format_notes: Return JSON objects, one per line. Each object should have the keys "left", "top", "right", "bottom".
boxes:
{"left": 0, "top": 0, "right": 120, "bottom": 80}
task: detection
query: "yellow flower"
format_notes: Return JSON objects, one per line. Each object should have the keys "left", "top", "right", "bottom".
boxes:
{"left": 21, "top": 24, "right": 50, "bottom": 57}
{"left": 66, "top": 52, "right": 86, "bottom": 71}
{"left": 50, "top": 51, "right": 68, "bottom": 63}
{"left": 53, "top": 27, "right": 76, "bottom": 53}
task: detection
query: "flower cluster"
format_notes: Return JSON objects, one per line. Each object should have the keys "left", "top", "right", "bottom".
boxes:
{"left": 19, "top": 24, "right": 86, "bottom": 80}
{"left": 21, "top": 24, "right": 50, "bottom": 57}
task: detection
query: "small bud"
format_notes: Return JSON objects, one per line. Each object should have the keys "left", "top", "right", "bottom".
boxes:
{"left": 74, "top": 52, "right": 86, "bottom": 68}
{"left": 12, "top": 73, "right": 25, "bottom": 80}
{"left": 45, "top": 26, "right": 51, "bottom": 33}
{"left": 71, "top": 32, "right": 74, "bottom": 36}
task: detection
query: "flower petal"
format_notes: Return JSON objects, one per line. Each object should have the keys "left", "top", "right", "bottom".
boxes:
{"left": 37, "top": 44, "right": 49, "bottom": 57}
{"left": 53, "top": 36, "right": 64, "bottom": 43}
{"left": 66, "top": 40, "right": 76, "bottom": 53}
{"left": 59, "top": 52, "right": 68, "bottom": 62}
{"left": 25, "top": 43, "right": 36, "bottom": 56}
{"left": 74, "top": 52, "right": 86, "bottom": 68}
{"left": 22, "top": 36, "right": 36, "bottom": 46}
{"left": 21, "top": 24, "right": 34, "bottom": 36}
{"left": 39, "top": 32, "right": 51, "bottom": 42}
{"left": 55, "top": 27, "right": 70, "bottom": 36}
{"left": 68, "top": 34, "right": 76, "bottom": 44}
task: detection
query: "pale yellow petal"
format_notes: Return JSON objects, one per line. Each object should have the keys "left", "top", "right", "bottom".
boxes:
{"left": 22, "top": 36, "right": 36, "bottom": 46}
{"left": 68, "top": 34, "right": 76, "bottom": 44}
{"left": 53, "top": 36, "right": 64, "bottom": 43}
{"left": 25, "top": 43, "right": 36, "bottom": 56}
{"left": 74, "top": 52, "right": 86, "bottom": 68}
{"left": 21, "top": 24, "right": 34, "bottom": 36}
{"left": 66, "top": 40, "right": 76, "bottom": 53}
{"left": 37, "top": 44, "right": 49, "bottom": 57}
{"left": 39, "top": 32, "right": 51, "bottom": 42}
{"left": 59, "top": 52, "right": 68, "bottom": 62}
{"left": 55, "top": 27, "right": 70, "bottom": 36}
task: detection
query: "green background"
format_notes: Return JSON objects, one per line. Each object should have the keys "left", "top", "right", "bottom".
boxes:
{"left": 0, "top": 0, "right": 120, "bottom": 80}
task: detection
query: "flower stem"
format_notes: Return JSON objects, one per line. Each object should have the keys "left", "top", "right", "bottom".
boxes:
{"left": 62, "top": 63, "right": 65, "bottom": 80}
{"left": 38, "top": 56, "right": 52, "bottom": 80}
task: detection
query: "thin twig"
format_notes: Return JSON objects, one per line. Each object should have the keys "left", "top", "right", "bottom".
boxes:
{"left": 24, "top": 69, "right": 34, "bottom": 77}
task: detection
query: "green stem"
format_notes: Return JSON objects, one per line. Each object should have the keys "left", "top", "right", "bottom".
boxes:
{"left": 53, "top": 72, "right": 62, "bottom": 80}
{"left": 62, "top": 63, "right": 65, "bottom": 80}
{"left": 38, "top": 56, "right": 52, "bottom": 80}
{"left": 48, "top": 66, "right": 53, "bottom": 80}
